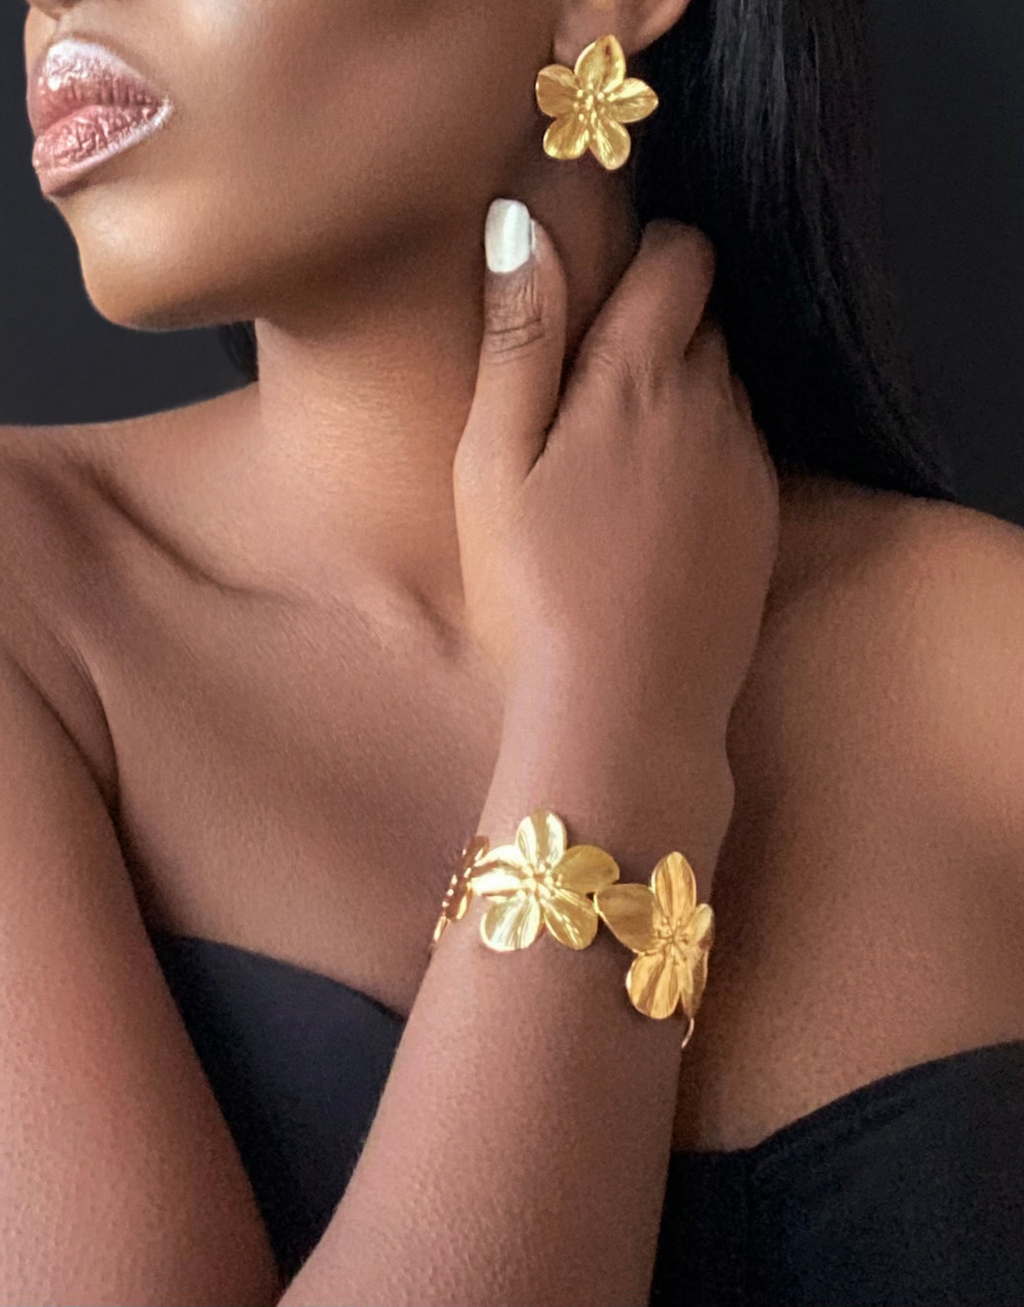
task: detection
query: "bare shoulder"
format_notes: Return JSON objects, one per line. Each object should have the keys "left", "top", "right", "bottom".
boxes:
{"left": 0, "top": 388, "right": 247, "bottom": 601}
{"left": 0, "top": 420, "right": 141, "bottom": 811}
{"left": 0, "top": 416, "right": 283, "bottom": 1304}
{"left": 753, "top": 471, "right": 1024, "bottom": 864}
{"left": 775, "top": 469, "right": 1024, "bottom": 602}
{"left": 0, "top": 391, "right": 250, "bottom": 808}
{"left": 0, "top": 404, "right": 216, "bottom": 803}
{"left": 774, "top": 471, "right": 1024, "bottom": 661}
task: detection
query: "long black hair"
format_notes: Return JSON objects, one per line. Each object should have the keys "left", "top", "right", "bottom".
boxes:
{"left": 218, "top": 0, "right": 960, "bottom": 503}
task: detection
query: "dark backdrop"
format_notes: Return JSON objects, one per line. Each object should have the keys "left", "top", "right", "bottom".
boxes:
{"left": 2, "top": 2, "right": 1022, "bottom": 525}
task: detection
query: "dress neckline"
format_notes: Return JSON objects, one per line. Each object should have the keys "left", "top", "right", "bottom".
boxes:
{"left": 146, "top": 926, "right": 1024, "bottom": 1164}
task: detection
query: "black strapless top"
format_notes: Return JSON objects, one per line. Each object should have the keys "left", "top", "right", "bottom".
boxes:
{"left": 147, "top": 928, "right": 1024, "bottom": 1305}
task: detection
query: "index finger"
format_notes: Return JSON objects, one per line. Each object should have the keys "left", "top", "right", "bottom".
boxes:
{"left": 566, "top": 220, "right": 717, "bottom": 396}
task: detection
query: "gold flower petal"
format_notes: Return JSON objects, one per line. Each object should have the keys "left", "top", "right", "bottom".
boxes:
{"left": 677, "top": 946, "right": 710, "bottom": 1019}
{"left": 606, "top": 77, "right": 658, "bottom": 123}
{"left": 452, "top": 878, "right": 473, "bottom": 920}
{"left": 626, "top": 948, "right": 681, "bottom": 1019}
{"left": 589, "top": 113, "right": 631, "bottom": 170}
{"left": 459, "top": 834, "right": 490, "bottom": 872}
{"left": 481, "top": 893, "right": 542, "bottom": 951}
{"left": 555, "top": 844, "right": 620, "bottom": 896}
{"left": 686, "top": 901, "right": 715, "bottom": 952}
{"left": 592, "top": 882, "right": 658, "bottom": 953}
{"left": 535, "top": 64, "right": 579, "bottom": 118}
{"left": 516, "top": 809, "right": 567, "bottom": 871}
{"left": 471, "top": 842, "right": 527, "bottom": 876}
{"left": 575, "top": 34, "right": 626, "bottom": 92}
{"left": 652, "top": 851, "right": 698, "bottom": 926}
{"left": 469, "top": 867, "right": 524, "bottom": 897}
{"left": 543, "top": 114, "right": 590, "bottom": 160}
{"left": 542, "top": 885, "right": 599, "bottom": 949}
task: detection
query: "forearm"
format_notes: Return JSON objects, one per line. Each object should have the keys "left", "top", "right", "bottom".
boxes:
{"left": 278, "top": 675, "right": 733, "bottom": 1307}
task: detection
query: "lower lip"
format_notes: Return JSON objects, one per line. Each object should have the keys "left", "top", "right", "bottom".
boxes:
{"left": 33, "top": 100, "right": 172, "bottom": 196}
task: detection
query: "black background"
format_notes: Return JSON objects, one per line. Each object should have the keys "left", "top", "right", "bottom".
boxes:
{"left": 2, "top": 3, "right": 1022, "bottom": 525}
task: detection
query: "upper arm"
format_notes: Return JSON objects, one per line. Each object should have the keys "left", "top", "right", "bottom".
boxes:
{"left": 752, "top": 494, "right": 1024, "bottom": 869}
{"left": 902, "top": 507, "right": 1024, "bottom": 860}
{"left": 0, "top": 439, "right": 282, "bottom": 1304}
{"left": 855, "top": 502, "right": 1024, "bottom": 858}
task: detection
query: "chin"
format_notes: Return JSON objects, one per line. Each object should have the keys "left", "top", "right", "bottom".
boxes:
{"left": 75, "top": 244, "right": 253, "bottom": 334}
{"left": 80, "top": 276, "right": 230, "bottom": 332}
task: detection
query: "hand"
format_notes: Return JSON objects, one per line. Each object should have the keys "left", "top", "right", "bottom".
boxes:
{"left": 454, "top": 202, "right": 779, "bottom": 758}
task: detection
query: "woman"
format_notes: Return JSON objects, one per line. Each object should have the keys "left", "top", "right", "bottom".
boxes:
{"left": 4, "top": 0, "right": 1023, "bottom": 1302}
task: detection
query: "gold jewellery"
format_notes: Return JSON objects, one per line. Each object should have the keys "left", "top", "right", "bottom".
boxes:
{"left": 535, "top": 34, "right": 659, "bottom": 172}
{"left": 431, "top": 810, "right": 714, "bottom": 1051}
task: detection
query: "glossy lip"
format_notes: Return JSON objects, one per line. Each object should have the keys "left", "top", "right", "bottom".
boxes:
{"left": 27, "top": 36, "right": 174, "bottom": 196}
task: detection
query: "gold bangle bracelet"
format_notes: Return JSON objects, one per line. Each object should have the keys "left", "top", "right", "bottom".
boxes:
{"left": 430, "top": 809, "right": 714, "bottom": 1052}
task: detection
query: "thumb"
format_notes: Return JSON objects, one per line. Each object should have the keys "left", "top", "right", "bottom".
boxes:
{"left": 455, "top": 199, "right": 568, "bottom": 495}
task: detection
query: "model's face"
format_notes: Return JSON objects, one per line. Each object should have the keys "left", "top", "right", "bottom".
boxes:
{"left": 23, "top": 0, "right": 554, "bottom": 328}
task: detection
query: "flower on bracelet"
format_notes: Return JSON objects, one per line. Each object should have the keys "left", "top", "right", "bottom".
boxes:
{"left": 431, "top": 834, "right": 490, "bottom": 950}
{"left": 535, "top": 34, "right": 659, "bottom": 171}
{"left": 593, "top": 852, "right": 715, "bottom": 1020}
{"left": 468, "top": 809, "right": 620, "bottom": 951}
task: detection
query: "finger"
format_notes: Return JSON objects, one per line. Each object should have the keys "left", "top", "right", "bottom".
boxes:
{"left": 689, "top": 320, "right": 771, "bottom": 456}
{"left": 729, "top": 370, "right": 769, "bottom": 468}
{"left": 690, "top": 320, "right": 776, "bottom": 482}
{"left": 567, "top": 220, "right": 716, "bottom": 400}
{"left": 455, "top": 200, "right": 568, "bottom": 496}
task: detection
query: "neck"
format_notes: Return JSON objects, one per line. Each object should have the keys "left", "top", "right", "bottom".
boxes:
{"left": 224, "top": 160, "right": 640, "bottom": 632}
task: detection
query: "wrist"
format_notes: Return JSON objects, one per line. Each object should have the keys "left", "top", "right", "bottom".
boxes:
{"left": 481, "top": 676, "right": 734, "bottom": 892}
{"left": 501, "top": 649, "right": 732, "bottom": 772}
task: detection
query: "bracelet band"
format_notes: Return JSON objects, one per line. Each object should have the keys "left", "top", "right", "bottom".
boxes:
{"left": 430, "top": 809, "right": 714, "bottom": 1052}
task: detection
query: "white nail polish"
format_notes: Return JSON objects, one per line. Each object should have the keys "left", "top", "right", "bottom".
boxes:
{"left": 485, "top": 198, "right": 534, "bottom": 273}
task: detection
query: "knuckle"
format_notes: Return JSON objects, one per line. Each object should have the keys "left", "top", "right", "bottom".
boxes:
{"left": 571, "top": 338, "right": 625, "bottom": 400}
{"left": 620, "top": 348, "right": 678, "bottom": 409}
{"left": 581, "top": 333, "right": 683, "bottom": 413}
{"left": 485, "top": 315, "right": 550, "bottom": 358}
{"left": 484, "top": 277, "right": 549, "bottom": 359}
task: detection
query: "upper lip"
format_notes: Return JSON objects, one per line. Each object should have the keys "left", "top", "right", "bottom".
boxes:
{"left": 27, "top": 36, "right": 169, "bottom": 139}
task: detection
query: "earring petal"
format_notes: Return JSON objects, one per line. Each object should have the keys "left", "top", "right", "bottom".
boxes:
{"left": 575, "top": 34, "right": 627, "bottom": 91}
{"left": 589, "top": 113, "right": 631, "bottom": 171}
{"left": 543, "top": 114, "right": 589, "bottom": 161}
{"left": 606, "top": 77, "right": 659, "bottom": 123}
{"left": 536, "top": 64, "right": 579, "bottom": 118}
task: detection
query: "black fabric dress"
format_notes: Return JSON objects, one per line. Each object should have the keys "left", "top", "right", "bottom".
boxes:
{"left": 147, "top": 927, "right": 1024, "bottom": 1305}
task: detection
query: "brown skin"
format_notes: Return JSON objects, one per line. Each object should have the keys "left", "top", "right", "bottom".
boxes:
{"left": 6, "top": 0, "right": 1024, "bottom": 1301}
{"left": 457, "top": 221, "right": 777, "bottom": 747}
{"left": 24, "top": 0, "right": 685, "bottom": 627}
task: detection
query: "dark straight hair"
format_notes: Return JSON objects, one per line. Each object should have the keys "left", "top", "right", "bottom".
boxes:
{"left": 218, "top": 0, "right": 961, "bottom": 505}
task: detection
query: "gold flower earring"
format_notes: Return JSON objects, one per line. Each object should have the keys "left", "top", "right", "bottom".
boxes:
{"left": 535, "top": 33, "right": 658, "bottom": 172}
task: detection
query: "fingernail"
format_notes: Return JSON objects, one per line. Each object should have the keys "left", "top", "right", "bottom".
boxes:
{"left": 485, "top": 198, "right": 535, "bottom": 274}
